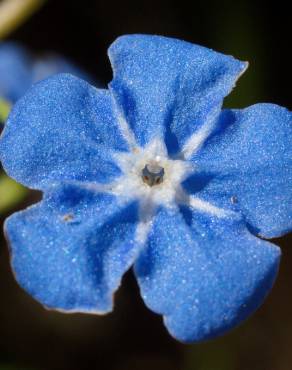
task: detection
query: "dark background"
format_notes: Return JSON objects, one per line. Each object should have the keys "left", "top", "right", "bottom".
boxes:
{"left": 0, "top": 0, "right": 291, "bottom": 369}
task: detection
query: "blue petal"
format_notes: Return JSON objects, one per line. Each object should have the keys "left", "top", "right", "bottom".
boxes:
{"left": 108, "top": 34, "right": 246, "bottom": 152}
{"left": 134, "top": 207, "right": 280, "bottom": 343}
{"left": 188, "top": 103, "right": 292, "bottom": 238}
{"left": 0, "top": 42, "right": 93, "bottom": 104}
{"left": 0, "top": 74, "right": 128, "bottom": 190}
{"left": 0, "top": 42, "right": 33, "bottom": 102}
{"left": 5, "top": 183, "right": 139, "bottom": 313}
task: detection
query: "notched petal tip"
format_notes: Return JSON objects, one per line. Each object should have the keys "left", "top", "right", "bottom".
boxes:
{"left": 135, "top": 207, "right": 282, "bottom": 343}
{"left": 238, "top": 60, "right": 249, "bottom": 76}
{"left": 107, "top": 33, "right": 252, "bottom": 150}
{"left": 4, "top": 184, "right": 141, "bottom": 315}
{"left": 42, "top": 298, "right": 114, "bottom": 316}
{"left": 233, "top": 60, "right": 249, "bottom": 85}
{"left": 0, "top": 73, "right": 124, "bottom": 189}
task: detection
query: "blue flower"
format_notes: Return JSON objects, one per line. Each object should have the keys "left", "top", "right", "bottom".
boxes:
{"left": 0, "top": 34, "right": 291, "bottom": 343}
{"left": 0, "top": 42, "right": 91, "bottom": 104}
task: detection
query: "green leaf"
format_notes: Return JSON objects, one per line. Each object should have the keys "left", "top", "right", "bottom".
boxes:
{"left": 0, "top": 174, "right": 28, "bottom": 214}
{"left": 0, "top": 98, "right": 11, "bottom": 122}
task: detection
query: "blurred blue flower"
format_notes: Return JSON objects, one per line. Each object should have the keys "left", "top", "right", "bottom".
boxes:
{"left": 0, "top": 42, "right": 91, "bottom": 104}
{"left": 0, "top": 35, "right": 291, "bottom": 343}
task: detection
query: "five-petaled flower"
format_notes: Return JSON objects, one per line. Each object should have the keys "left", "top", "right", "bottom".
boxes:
{"left": 0, "top": 35, "right": 291, "bottom": 343}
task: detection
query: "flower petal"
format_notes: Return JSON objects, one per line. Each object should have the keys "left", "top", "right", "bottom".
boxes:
{"left": 5, "top": 183, "right": 139, "bottom": 313}
{"left": 134, "top": 206, "right": 280, "bottom": 342}
{"left": 188, "top": 103, "right": 292, "bottom": 238}
{"left": 0, "top": 74, "right": 128, "bottom": 189}
{"left": 108, "top": 34, "right": 246, "bottom": 152}
{"left": 0, "top": 42, "right": 32, "bottom": 102}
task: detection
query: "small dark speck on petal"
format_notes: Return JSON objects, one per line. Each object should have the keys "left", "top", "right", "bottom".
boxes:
{"left": 62, "top": 213, "right": 74, "bottom": 222}
{"left": 231, "top": 196, "right": 238, "bottom": 204}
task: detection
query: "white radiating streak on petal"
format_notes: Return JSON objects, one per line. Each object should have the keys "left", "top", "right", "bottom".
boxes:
{"left": 77, "top": 180, "right": 154, "bottom": 244}
{"left": 189, "top": 196, "right": 234, "bottom": 218}
{"left": 180, "top": 106, "right": 220, "bottom": 160}
{"left": 135, "top": 197, "right": 156, "bottom": 244}
{"left": 116, "top": 115, "right": 138, "bottom": 149}
{"left": 73, "top": 181, "right": 137, "bottom": 210}
{"left": 110, "top": 89, "right": 137, "bottom": 149}
{"left": 145, "top": 137, "right": 168, "bottom": 159}
{"left": 176, "top": 187, "right": 234, "bottom": 219}
{"left": 135, "top": 221, "right": 153, "bottom": 245}
{"left": 76, "top": 182, "right": 115, "bottom": 194}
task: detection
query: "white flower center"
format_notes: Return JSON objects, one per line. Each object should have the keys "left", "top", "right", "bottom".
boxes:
{"left": 89, "top": 110, "right": 237, "bottom": 245}
{"left": 112, "top": 138, "right": 192, "bottom": 208}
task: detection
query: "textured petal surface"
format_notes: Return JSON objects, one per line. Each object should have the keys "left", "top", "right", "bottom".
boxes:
{"left": 108, "top": 34, "right": 246, "bottom": 152}
{"left": 0, "top": 42, "right": 32, "bottom": 102}
{"left": 5, "top": 183, "right": 139, "bottom": 312}
{"left": 0, "top": 74, "right": 128, "bottom": 190}
{"left": 135, "top": 207, "right": 280, "bottom": 342}
{"left": 187, "top": 103, "right": 292, "bottom": 238}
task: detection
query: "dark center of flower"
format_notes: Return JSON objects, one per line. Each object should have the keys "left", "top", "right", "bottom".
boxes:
{"left": 142, "top": 163, "right": 164, "bottom": 187}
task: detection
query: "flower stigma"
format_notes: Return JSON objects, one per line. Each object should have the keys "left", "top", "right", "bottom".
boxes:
{"left": 142, "top": 162, "right": 165, "bottom": 186}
